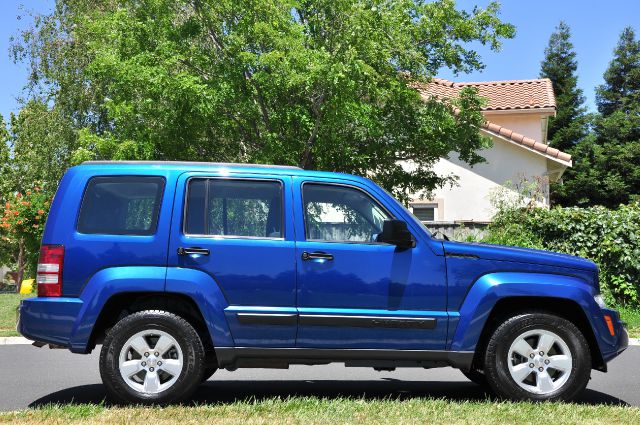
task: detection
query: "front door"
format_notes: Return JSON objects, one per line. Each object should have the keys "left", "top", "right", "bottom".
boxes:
{"left": 293, "top": 178, "right": 448, "bottom": 350}
{"left": 168, "top": 172, "right": 297, "bottom": 347}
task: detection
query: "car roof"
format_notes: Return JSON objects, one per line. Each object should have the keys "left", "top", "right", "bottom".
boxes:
{"left": 78, "top": 160, "right": 361, "bottom": 181}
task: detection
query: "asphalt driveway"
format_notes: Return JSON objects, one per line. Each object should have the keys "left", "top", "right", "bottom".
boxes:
{"left": 0, "top": 345, "right": 637, "bottom": 411}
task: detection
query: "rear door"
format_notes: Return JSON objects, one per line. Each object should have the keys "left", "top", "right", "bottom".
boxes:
{"left": 167, "top": 172, "right": 297, "bottom": 347}
{"left": 293, "top": 177, "right": 448, "bottom": 350}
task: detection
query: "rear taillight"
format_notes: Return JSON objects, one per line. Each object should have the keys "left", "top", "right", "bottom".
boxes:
{"left": 37, "top": 245, "right": 64, "bottom": 297}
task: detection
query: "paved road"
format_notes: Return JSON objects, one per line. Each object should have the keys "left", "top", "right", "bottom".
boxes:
{"left": 0, "top": 345, "right": 638, "bottom": 411}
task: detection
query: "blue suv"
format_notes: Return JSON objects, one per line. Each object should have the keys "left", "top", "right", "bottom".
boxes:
{"left": 19, "top": 161, "right": 628, "bottom": 403}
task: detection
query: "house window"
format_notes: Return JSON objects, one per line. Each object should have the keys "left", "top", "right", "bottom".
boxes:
{"left": 412, "top": 204, "right": 436, "bottom": 222}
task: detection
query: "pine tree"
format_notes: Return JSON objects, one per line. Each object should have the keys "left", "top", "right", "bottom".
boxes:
{"left": 596, "top": 27, "right": 640, "bottom": 117}
{"left": 555, "top": 27, "right": 640, "bottom": 208}
{"left": 539, "top": 21, "right": 587, "bottom": 153}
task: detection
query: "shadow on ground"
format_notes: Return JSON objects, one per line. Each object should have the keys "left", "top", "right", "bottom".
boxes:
{"left": 28, "top": 379, "right": 629, "bottom": 408}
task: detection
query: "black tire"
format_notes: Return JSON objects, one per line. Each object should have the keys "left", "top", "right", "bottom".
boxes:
{"left": 462, "top": 368, "right": 488, "bottom": 386}
{"left": 484, "top": 311, "right": 591, "bottom": 401}
{"left": 99, "top": 310, "right": 205, "bottom": 404}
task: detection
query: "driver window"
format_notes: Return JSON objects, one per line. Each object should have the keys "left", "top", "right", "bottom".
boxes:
{"left": 303, "top": 183, "right": 391, "bottom": 243}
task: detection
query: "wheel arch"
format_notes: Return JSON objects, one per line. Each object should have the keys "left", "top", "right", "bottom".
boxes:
{"left": 87, "top": 292, "right": 215, "bottom": 357}
{"left": 449, "top": 272, "right": 606, "bottom": 372}
{"left": 69, "top": 266, "right": 233, "bottom": 354}
{"left": 472, "top": 297, "right": 605, "bottom": 372}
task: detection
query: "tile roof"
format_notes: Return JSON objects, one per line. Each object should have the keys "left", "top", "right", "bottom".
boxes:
{"left": 412, "top": 77, "right": 570, "bottom": 165}
{"left": 415, "top": 77, "right": 556, "bottom": 111}
{"left": 481, "top": 121, "right": 572, "bottom": 164}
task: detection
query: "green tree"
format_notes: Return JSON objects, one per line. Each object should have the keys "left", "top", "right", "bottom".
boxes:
{"left": 4, "top": 101, "right": 76, "bottom": 196}
{"left": 14, "top": 0, "right": 515, "bottom": 200}
{"left": 596, "top": 27, "right": 640, "bottom": 117}
{"left": 554, "top": 27, "right": 640, "bottom": 208}
{"left": 539, "top": 21, "right": 587, "bottom": 153}
{"left": 0, "top": 102, "right": 75, "bottom": 281}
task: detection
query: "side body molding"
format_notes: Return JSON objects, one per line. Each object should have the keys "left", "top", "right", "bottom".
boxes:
{"left": 450, "top": 272, "right": 600, "bottom": 352}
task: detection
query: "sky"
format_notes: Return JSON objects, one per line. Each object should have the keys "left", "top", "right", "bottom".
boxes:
{"left": 1, "top": 0, "right": 640, "bottom": 121}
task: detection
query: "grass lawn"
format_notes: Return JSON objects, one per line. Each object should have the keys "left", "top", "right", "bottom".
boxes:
{"left": 0, "top": 293, "right": 32, "bottom": 337}
{"left": 0, "top": 399, "right": 639, "bottom": 425}
{"left": 618, "top": 306, "right": 640, "bottom": 339}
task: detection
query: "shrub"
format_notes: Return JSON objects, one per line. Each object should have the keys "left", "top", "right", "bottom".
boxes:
{"left": 0, "top": 185, "right": 52, "bottom": 287}
{"left": 483, "top": 202, "right": 640, "bottom": 305}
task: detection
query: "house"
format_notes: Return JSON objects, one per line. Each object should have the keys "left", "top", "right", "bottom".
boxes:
{"left": 409, "top": 77, "right": 571, "bottom": 225}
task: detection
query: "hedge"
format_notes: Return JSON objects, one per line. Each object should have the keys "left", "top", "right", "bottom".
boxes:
{"left": 482, "top": 202, "right": 640, "bottom": 305}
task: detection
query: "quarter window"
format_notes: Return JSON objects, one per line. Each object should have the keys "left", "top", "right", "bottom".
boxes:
{"left": 303, "top": 183, "right": 391, "bottom": 243}
{"left": 185, "top": 179, "right": 283, "bottom": 238}
{"left": 77, "top": 176, "right": 165, "bottom": 235}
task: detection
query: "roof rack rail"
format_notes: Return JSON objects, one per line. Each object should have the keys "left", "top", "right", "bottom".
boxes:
{"left": 81, "top": 160, "right": 302, "bottom": 170}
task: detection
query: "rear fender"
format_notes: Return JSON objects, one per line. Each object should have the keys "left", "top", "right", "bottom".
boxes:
{"left": 69, "top": 266, "right": 232, "bottom": 352}
{"left": 164, "top": 267, "right": 233, "bottom": 347}
{"left": 70, "top": 266, "right": 166, "bottom": 352}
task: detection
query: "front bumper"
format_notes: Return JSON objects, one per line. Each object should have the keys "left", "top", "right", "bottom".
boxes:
{"left": 598, "top": 307, "right": 629, "bottom": 363}
{"left": 18, "top": 297, "right": 83, "bottom": 348}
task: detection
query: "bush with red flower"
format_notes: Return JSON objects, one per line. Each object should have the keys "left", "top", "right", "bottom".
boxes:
{"left": 0, "top": 184, "right": 51, "bottom": 288}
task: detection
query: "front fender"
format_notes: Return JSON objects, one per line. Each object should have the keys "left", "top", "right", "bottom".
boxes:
{"left": 450, "top": 272, "right": 599, "bottom": 352}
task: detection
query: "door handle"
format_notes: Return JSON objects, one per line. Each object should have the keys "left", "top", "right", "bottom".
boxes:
{"left": 177, "top": 247, "right": 210, "bottom": 256}
{"left": 302, "top": 251, "right": 334, "bottom": 261}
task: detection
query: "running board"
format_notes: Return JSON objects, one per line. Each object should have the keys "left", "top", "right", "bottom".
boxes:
{"left": 215, "top": 347, "right": 473, "bottom": 371}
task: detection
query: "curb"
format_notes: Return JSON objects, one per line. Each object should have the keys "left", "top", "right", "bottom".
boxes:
{"left": 1, "top": 336, "right": 639, "bottom": 346}
{"left": 0, "top": 337, "right": 33, "bottom": 345}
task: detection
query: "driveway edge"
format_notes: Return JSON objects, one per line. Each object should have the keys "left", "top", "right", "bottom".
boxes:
{"left": 0, "top": 337, "right": 32, "bottom": 345}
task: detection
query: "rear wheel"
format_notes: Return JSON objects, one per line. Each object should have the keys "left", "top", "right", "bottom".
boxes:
{"left": 484, "top": 311, "right": 591, "bottom": 401}
{"left": 99, "top": 310, "right": 205, "bottom": 404}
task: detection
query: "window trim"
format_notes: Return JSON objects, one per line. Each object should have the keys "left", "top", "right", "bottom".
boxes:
{"left": 300, "top": 181, "right": 396, "bottom": 245}
{"left": 182, "top": 176, "right": 286, "bottom": 240}
{"left": 76, "top": 175, "right": 166, "bottom": 236}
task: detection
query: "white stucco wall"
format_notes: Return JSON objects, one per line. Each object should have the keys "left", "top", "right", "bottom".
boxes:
{"left": 484, "top": 112, "right": 546, "bottom": 142}
{"left": 410, "top": 136, "right": 550, "bottom": 222}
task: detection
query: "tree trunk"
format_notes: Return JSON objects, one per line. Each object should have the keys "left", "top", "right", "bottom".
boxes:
{"left": 15, "top": 239, "right": 25, "bottom": 294}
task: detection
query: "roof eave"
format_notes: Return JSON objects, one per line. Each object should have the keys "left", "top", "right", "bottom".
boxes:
{"left": 479, "top": 128, "right": 572, "bottom": 168}
{"left": 482, "top": 107, "right": 556, "bottom": 116}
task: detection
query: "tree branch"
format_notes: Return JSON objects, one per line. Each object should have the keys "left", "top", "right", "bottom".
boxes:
{"left": 299, "top": 93, "right": 326, "bottom": 169}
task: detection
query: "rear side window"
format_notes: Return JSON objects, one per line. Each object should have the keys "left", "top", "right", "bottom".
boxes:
{"left": 185, "top": 179, "right": 283, "bottom": 238}
{"left": 77, "top": 176, "right": 165, "bottom": 235}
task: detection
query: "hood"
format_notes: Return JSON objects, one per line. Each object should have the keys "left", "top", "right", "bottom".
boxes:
{"left": 442, "top": 240, "right": 598, "bottom": 272}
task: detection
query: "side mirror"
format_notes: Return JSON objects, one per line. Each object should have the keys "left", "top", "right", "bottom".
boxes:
{"left": 378, "top": 219, "right": 415, "bottom": 249}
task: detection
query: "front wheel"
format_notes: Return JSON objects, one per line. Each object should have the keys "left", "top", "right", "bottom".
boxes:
{"left": 484, "top": 311, "right": 591, "bottom": 401}
{"left": 99, "top": 310, "right": 205, "bottom": 404}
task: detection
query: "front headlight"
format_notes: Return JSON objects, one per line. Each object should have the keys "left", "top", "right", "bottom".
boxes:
{"left": 594, "top": 294, "right": 607, "bottom": 309}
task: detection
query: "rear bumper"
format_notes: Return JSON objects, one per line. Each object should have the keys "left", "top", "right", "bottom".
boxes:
{"left": 18, "top": 297, "right": 83, "bottom": 349}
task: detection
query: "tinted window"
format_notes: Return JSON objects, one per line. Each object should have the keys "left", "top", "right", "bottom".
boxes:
{"left": 303, "top": 184, "right": 391, "bottom": 242}
{"left": 413, "top": 206, "right": 435, "bottom": 221}
{"left": 185, "top": 179, "right": 283, "bottom": 238}
{"left": 77, "top": 176, "right": 165, "bottom": 235}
